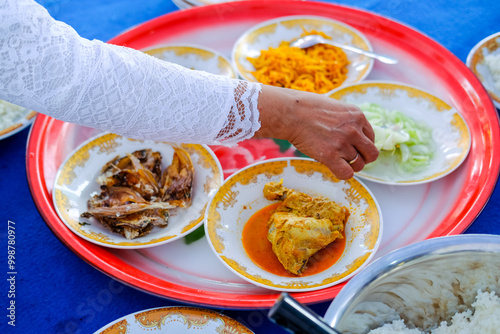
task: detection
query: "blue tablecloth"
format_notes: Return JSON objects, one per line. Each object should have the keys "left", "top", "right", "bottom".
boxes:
{"left": 1, "top": 0, "right": 499, "bottom": 333}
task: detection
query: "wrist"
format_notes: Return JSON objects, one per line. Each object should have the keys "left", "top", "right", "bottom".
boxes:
{"left": 254, "top": 85, "right": 298, "bottom": 141}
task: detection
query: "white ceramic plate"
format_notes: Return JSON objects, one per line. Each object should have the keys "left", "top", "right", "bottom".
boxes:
{"left": 205, "top": 158, "right": 382, "bottom": 292}
{"left": 93, "top": 306, "right": 254, "bottom": 333}
{"left": 196, "top": 0, "right": 241, "bottom": 4}
{"left": 231, "top": 15, "right": 374, "bottom": 93}
{"left": 0, "top": 100, "right": 37, "bottom": 141}
{"left": 466, "top": 31, "right": 500, "bottom": 109}
{"left": 329, "top": 81, "right": 471, "bottom": 185}
{"left": 53, "top": 133, "right": 223, "bottom": 249}
{"left": 171, "top": 0, "right": 193, "bottom": 10}
{"left": 143, "top": 44, "right": 237, "bottom": 78}
{"left": 177, "top": 0, "right": 298, "bottom": 9}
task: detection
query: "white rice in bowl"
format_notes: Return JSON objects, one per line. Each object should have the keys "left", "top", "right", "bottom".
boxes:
{"left": 337, "top": 252, "right": 500, "bottom": 334}
{"left": 367, "top": 290, "right": 500, "bottom": 334}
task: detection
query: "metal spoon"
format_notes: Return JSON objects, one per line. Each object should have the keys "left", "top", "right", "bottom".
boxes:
{"left": 290, "top": 34, "right": 398, "bottom": 65}
{"left": 268, "top": 292, "right": 342, "bottom": 334}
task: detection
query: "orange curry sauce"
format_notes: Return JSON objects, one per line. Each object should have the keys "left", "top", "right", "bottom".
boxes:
{"left": 242, "top": 202, "right": 346, "bottom": 277}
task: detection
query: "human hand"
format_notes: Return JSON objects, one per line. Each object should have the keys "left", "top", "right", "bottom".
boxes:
{"left": 255, "top": 85, "right": 379, "bottom": 179}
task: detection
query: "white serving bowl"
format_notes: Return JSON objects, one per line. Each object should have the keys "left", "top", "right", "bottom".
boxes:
{"left": 466, "top": 31, "right": 500, "bottom": 109}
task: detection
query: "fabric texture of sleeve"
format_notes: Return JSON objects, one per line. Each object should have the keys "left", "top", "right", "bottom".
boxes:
{"left": 0, "top": 0, "right": 262, "bottom": 145}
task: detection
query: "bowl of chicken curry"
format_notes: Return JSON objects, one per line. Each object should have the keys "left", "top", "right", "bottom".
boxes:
{"left": 204, "top": 158, "right": 382, "bottom": 292}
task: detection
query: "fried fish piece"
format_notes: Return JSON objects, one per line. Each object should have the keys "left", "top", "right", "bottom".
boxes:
{"left": 86, "top": 186, "right": 147, "bottom": 209}
{"left": 82, "top": 148, "right": 195, "bottom": 240}
{"left": 264, "top": 180, "right": 349, "bottom": 275}
{"left": 81, "top": 186, "right": 173, "bottom": 239}
{"left": 160, "top": 147, "right": 194, "bottom": 208}
{"left": 98, "top": 209, "right": 169, "bottom": 240}
{"left": 96, "top": 150, "right": 161, "bottom": 200}
{"left": 97, "top": 149, "right": 162, "bottom": 184}
{"left": 82, "top": 202, "right": 174, "bottom": 218}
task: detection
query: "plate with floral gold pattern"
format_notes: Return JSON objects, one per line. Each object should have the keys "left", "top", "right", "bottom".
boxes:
{"left": 53, "top": 132, "right": 223, "bottom": 249}
{"left": 466, "top": 32, "right": 500, "bottom": 109}
{"left": 143, "top": 44, "right": 237, "bottom": 78}
{"left": 0, "top": 99, "right": 37, "bottom": 141}
{"left": 329, "top": 81, "right": 471, "bottom": 185}
{"left": 93, "top": 306, "right": 254, "bottom": 334}
{"left": 232, "top": 15, "right": 374, "bottom": 94}
{"left": 204, "top": 158, "right": 382, "bottom": 292}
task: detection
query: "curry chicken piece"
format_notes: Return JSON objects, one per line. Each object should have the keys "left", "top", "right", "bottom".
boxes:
{"left": 263, "top": 180, "right": 349, "bottom": 275}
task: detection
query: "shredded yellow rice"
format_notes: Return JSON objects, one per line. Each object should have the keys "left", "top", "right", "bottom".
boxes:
{"left": 248, "top": 30, "right": 349, "bottom": 94}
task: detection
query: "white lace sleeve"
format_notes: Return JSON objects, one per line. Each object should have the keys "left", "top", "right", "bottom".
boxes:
{"left": 0, "top": 0, "right": 262, "bottom": 145}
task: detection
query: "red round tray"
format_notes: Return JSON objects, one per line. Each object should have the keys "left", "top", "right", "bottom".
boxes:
{"left": 27, "top": 0, "right": 500, "bottom": 309}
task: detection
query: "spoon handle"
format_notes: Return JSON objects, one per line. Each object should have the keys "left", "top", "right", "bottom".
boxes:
{"left": 327, "top": 41, "right": 398, "bottom": 64}
{"left": 268, "top": 293, "right": 342, "bottom": 334}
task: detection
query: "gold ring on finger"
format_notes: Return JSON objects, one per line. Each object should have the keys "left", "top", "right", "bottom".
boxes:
{"left": 348, "top": 153, "right": 359, "bottom": 165}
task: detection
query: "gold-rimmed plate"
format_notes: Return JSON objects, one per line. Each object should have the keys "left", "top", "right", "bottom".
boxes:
{"left": 143, "top": 44, "right": 237, "bottom": 78}
{"left": 53, "top": 133, "right": 223, "bottom": 249}
{"left": 93, "top": 306, "right": 254, "bottom": 333}
{"left": 204, "top": 158, "right": 382, "bottom": 292}
{"left": 0, "top": 99, "right": 37, "bottom": 141}
{"left": 232, "top": 15, "right": 374, "bottom": 93}
{"left": 466, "top": 32, "right": 500, "bottom": 109}
{"left": 329, "top": 81, "right": 471, "bottom": 185}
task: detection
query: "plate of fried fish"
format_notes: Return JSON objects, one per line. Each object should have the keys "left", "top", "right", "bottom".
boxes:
{"left": 53, "top": 133, "right": 223, "bottom": 249}
{"left": 204, "top": 158, "right": 382, "bottom": 292}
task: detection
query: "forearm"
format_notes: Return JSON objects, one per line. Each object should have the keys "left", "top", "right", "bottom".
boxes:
{"left": 0, "top": 0, "right": 262, "bottom": 145}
